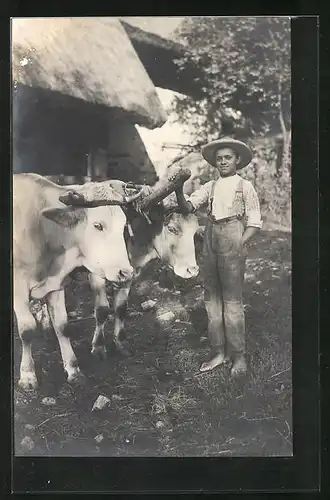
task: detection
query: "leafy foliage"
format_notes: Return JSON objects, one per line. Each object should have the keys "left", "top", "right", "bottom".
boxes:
{"left": 172, "top": 17, "right": 291, "bottom": 140}
{"left": 241, "top": 137, "right": 291, "bottom": 230}
{"left": 168, "top": 17, "right": 291, "bottom": 230}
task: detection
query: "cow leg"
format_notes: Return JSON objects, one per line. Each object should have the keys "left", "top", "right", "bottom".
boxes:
{"left": 14, "top": 290, "right": 39, "bottom": 390}
{"left": 89, "top": 273, "right": 110, "bottom": 359}
{"left": 46, "top": 289, "right": 84, "bottom": 384}
{"left": 113, "top": 285, "right": 131, "bottom": 356}
{"left": 30, "top": 248, "right": 80, "bottom": 300}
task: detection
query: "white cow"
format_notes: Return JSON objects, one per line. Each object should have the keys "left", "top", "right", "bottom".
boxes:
{"left": 59, "top": 167, "right": 200, "bottom": 357}
{"left": 13, "top": 173, "right": 140, "bottom": 390}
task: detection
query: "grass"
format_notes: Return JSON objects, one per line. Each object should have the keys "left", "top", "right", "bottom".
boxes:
{"left": 13, "top": 230, "right": 292, "bottom": 457}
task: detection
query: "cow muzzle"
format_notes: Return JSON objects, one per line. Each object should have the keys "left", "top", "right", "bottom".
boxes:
{"left": 107, "top": 266, "right": 134, "bottom": 284}
{"left": 118, "top": 267, "right": 134, "bottom": 283}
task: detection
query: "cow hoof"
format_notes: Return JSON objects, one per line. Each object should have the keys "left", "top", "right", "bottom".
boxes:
{"left": 116, "top": 344, "right": 132, "bottom": 357}
{"left": 91, "top": 345, "right": 108, "bottom": 360}
{"left": 66, "top": 369, "right": 87, "bottom": 386}
{"left": 18, "top": 372, "right": 39, "bottom": 390}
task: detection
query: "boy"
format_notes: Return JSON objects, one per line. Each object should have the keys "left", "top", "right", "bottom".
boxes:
{"left": 178, "top": 137, "right": 262, "bottom": 376}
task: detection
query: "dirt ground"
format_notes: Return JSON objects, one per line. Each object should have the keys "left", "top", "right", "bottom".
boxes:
{"left": 13, "top": 230, "right": 292, "bottom": 457}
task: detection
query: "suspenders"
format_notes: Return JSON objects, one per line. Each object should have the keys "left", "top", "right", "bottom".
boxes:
{"left": 234, "top": 178, "right": 245, "bottom": 220}
{"left": 207, "top": 177, "right": 245, "bottom": 222}
{"left": 207, "top": 180, "right": 217, "bottom": 217}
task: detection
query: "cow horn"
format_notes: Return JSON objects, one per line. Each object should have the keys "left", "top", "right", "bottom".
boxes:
{"left": 137, "top": 166, "right": 191, "bottom": 211}
{"left": 59, "top": 181, "right": 144, "bottom": 207}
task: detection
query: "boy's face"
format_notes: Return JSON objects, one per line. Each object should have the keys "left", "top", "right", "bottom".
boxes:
{"left": 215, "top": 147, "right": 239, "bottom": 177}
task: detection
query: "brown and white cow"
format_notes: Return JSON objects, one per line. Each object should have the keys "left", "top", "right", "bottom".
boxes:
{"left": 60, "top": 167, "right": 200, "bottom": 358}
{"left": 13, "top": 173, "right": 141, "bottom": 389}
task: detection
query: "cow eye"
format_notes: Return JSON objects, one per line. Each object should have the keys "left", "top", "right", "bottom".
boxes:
{"left": 94, "top": 222, "right": 104, "bottom": 231}
{"left": 167, "top": 225, "right": 179, "bottom": 235}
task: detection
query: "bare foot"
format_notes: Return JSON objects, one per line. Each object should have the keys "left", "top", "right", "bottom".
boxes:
{"left": 199, "top": 353, "right": 227, "bottom": 373}
{"left": 231, "top": 357, "right": 247, "bottom": 377}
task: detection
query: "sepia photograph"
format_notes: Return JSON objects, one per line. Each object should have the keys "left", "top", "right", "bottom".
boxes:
{"left": 12, "top": 16, "right": 292, "bottom": 458}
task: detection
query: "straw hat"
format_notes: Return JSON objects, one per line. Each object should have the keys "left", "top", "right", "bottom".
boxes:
{"left": 201, "top": 137, "right": 253, "bottom": 169}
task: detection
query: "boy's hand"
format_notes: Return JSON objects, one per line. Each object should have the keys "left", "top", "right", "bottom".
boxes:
{"left": 242, "top": 226, "right": 260, "bottom": 245}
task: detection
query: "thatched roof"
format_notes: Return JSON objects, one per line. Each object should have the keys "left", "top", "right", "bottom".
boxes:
{"left": 12, "top": 18, "right": 167, "bottom": 129}
{"left": 121, "top": 21, "right": 204, "bottom": 99}
{"left": 121, "top": 20, "right": 185, "bottom": 53}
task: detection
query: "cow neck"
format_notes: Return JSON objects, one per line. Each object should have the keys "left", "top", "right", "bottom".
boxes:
{"left": 31, "top": 247, "right": 82, "bottom": 299}
{"left": 127, "top": 233, "right": 159, "bottom": 269}
{"left": 126, "top": 204, "right": 165, "bottom": 253}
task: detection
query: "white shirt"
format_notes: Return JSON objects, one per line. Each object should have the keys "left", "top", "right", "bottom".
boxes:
{"left": 188, "top": 174, "right": 262, "bottom": 228}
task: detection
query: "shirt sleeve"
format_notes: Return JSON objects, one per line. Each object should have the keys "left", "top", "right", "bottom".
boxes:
{"left": 243, "top": 180, "right": 262, "bottom": 228}
{"left": 187, "top": 181, "right": 213, "bottom": 211}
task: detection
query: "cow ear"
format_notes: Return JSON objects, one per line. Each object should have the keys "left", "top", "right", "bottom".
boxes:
{"left": 41, "top": 207, "right": 85, "bottom": 227}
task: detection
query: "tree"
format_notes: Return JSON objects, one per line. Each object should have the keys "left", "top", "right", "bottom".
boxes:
{"left": 172, "top": 16, "right": 291, "bottom": 166}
